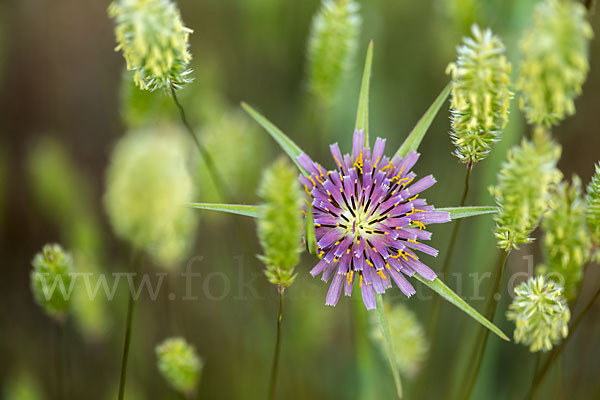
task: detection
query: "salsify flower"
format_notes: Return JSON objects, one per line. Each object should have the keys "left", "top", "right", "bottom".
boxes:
{"left": 298, "top": 129, "right": 450, "bottom": 310}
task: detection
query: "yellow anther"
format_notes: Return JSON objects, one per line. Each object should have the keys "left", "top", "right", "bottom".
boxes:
{"left": 304, "top": 185, "right": 312, "bottom": 196}
{"left": 407, "top": 238, "right": 418, "bottom": 244}
{"left": 333, "top": 257, "right": 339, "bottom": 262}
{"left": 335, "top": 241, "right": 340, "bottom": 245}
{"left": 360, "top": 275, "right": 363, "bottom": 287}
{"left": 409, "top": 194, "right": 419, "bottom": 201}
{"left": 374, "top": 157, "right": 382, "bottom": 169}
{"left": 414, "top": 221, "right": 426, "bottom": 230}
{"left": 365, "top": 259, "right": 374, "bottom": 267}
{"left": 377, "top": 270, "right": 387, "bottom": 280}
{"left": 316, "top": 175, "right": 324, "bottom": 185}
{"left": 318, "top": 165, "right": 324, "bottom": 178}
{"left": 316, "top": 223, "right": 321, "bottom": 227}
{"left": 333, "top": 155, "right": 343, "bottom": 169}
{"left": 402, "top": 177, "right": 415, "bottom": 187}
{"left": 347, "top": 270, "right": 354, "bottom": 285}
{"left": 385, "top": 263, "right": 391, "bottom": 270}
{"left": 308, "top": 176, "right": 317, "bottom": 186}
{"left": 346, "top": 248, "right": 351, "bottom": 254}
{"left": 405, "top": 252, "right": 417, "bottom": 260}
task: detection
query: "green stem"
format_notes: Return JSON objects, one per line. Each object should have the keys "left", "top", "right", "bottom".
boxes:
{"left": 118, "top": 250, "right": 142, "bottom": 400}
{"left": 170, "top": 86, "right": 231, "bottom": 201}
{"left": 54, "top": 322, "right": 63, "bottom": 400}
{"left": 460, "top": 250, "right": 510, "bottom": 400}
{"left": 375, "top": 294, "right": 403, "bottom": 399}
{"left": 527, "top": 282, "right": 600, "bottom": 399}
{"left": 268, "top": 287, "right": 285, "bottom": 400}
{"left": 428, "top": 164, "right": 473, "bottom": 338}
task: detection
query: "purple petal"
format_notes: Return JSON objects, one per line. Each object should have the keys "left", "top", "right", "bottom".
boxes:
{"left": 326, "top": 274, "right": 344, "bottom": 306}
{"left": 352, "top": 130, "right": 366, "bottom": 161}
{"left": 361, "top": 282, "right": 376, "bottom": 310}
{"left": 422, "top": 211, "right": 451, "bottom": 224}
{"left": 372, "top": 138, "right": 387, "bottom": 167}
{"left": 402, "top": 257, "right": 437, "bottom": 281}
{"left": 310, "top": 258, "right": 329, "bottom": 277}
{"left": 388, "top": 267, "right": 416, "bottom": 297}
{"left": 406, "top": 175, "right": 436, "bottom": 196}
{"left": 297, "top": 153, "right": 319, "bottom": 175}
{"left": 329, "top": 143, "right": 345, "bottom": 173}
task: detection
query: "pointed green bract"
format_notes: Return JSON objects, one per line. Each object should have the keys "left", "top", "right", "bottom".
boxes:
{"left": 412, "top": 274, "right": 510, "bottom": 341}
{"left": 374, "top": 294, "right": 403, "bottom": 399}
{"left": 438, "top": 206, "right": 496, "bottom": 220}
{"left": 355, "top": 41, "right": 373, "bottom": 146}
{"left": 305, "top": 205, "right": 318, "bottom": 255}
{"left": 241, "top": 102, "right": 308, "bottom": 175}
{"left": 394, "top": 82, "right": 452, "bottom": 158}
{"left": 188, "top": 204, "right": 495, "bottom": 221}
{"left": 187, "top": 203, "right": 258, "bottom": 218}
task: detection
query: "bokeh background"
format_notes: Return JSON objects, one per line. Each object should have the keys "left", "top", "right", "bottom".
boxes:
{"left": 1, "top": 0, "right": 600, "bottom": 399}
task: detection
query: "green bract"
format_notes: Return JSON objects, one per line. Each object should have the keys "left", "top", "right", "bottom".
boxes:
{"left": 517, "top": 0, "right": 593, "bottom": 126}
{"left": 538, "top": 177, "right": 590, "bottom": 301}
{"left": 491, "top": 127, "right": 562, "bottom": 251}
{"left": 104, "top": 127, "right": 197, "bottom": 267}
{"left": 447, "top": 24, "right": 512, "bottom": 164}
{"left": 156, "top": 337, "right": 202, "bottom": 395}
{"left": 108, "top": 0, "right": 193, "bottom": 91}
{"left": 257, "top": 158, "right": 304, "bottom": 288}
{"left": 370, "top": 300, "right": 429, "bottom": 378}
{"left": 30, "top": 244, "right": 74, "bottom": 321}
{"left": 307, "top": 0, "right": 361, "bottom": 107}
{"left": 506, "top": 275, "right": 570, "bottom": 352}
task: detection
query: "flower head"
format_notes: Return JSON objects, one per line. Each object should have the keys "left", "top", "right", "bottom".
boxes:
{"left": 517, "top": 0, "right": 593, "bottom": 126}
{"left": 156, "top": 337, "right": 202, "bottom": 396}
{"left": 586, "top": 163, "right": 600, "bottom": 258}
{"left": 30, "top": 244, "right": 74, "bottom": 321}
{"left": 257, "top": 158, "right": 304, "bottom": 289}
{"left": 506, "top": 275, "right": 570, "bottom": 352}
{"left": 538, "top": 176, "right": 591, "bottom": 301}
{"left": 446, "top": 24, "right": 512, "bottom": 164}
{"left": 491, "top": 127, "right": 562, "bottom": 251}
{"left": 104, "top": 127, "right": 197, "bottom": 267}
{"left": 298, "top": 130, "right": 450, "bottom": 310}
{"left": 108, "top": 0, "right": 193, "bottom": 91}
{"left": 307, "top": 0, "right": 361, "bottom": 107}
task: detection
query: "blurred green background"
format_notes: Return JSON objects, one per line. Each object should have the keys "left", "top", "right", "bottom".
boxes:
{"left": 0, "top": 0, "right": 599, "bottom": 399}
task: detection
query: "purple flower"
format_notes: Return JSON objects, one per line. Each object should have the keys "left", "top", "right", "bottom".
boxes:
{"left": 298, "top": 130, "right": 450, "bottom": 310}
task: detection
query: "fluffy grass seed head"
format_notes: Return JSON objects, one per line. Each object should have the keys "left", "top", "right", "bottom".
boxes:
{"left": 447, "top": 24, "right": 512, "bottom": 164}
{"left": 104, "top": 127, "right": 197, "bottom": 268}
{"left": 506, "top": 275, "right": 570, "bottom": 352}
{"left": 108, "top": 0, "right": 193, "bottom": 91}
{"left": 307, "top": 0, "right": 361, "bottom": 107}
{"left": 586, "top": 163, "right": 600, "bottom": 259}
{"left": 156, "top": 337, "right": 202, "bottom": 396}
{"left": 257, "top": 158, "right": 304, "bottom": 289}
{"left": 30, "top": 244, "right": 74, "bottom": 322}
{"left": 370, "top": 300, "right": 429, "bottom": 378}
{"left": 517, "top": 0, "right": 593, "bottom": 126}
{"left": 491, "top": 127, "right": 562, "bottom": 251}
{"left": 538, "top": 176, "right": 591, "bottom": 301}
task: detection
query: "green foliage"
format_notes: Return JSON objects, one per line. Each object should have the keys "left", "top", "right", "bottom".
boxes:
{"left": 30, "top": 244, "right": 74, "bottom": 321}
{"left": 257, "top": 158, "right": 304, "bottom": 288}
{"left": 586, "top": 163, "right": 600, "bottom": 260}
{"left": 307, "top": 0, "right": 361, "bottom": 107}
{"left": 108, "top": 0, "right": 193, "bottom": 91}
{"left": 506, "top": 275, "right": 570, "bottom": 352}
{"left": 447, "top": 24, "right": 512, "bottom": 164}
{"left": 517, "top": 0, "right": 593, "bottom": 126}
{"left": 538, "top": 177, "right": 591, "bottom": 301}
{"left": 3, "top": 369, "right": 45, "bottom": 400}
{"left": 156, "top": 337, "right": 202, "bottom": 395}
{"left": 491, "top": 127, "right": 562, "bottom": 251}
{"left": 104, "top": 127, "right": 197, "bottom": 267}
{"left": 370, "top": 300, "right": 428, "bottom": 378}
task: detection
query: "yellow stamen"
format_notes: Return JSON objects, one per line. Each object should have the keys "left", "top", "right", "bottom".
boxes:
{"left": 347, "top": 270, "right": 354, "bottom": 285}
{"left": 377, "top": 270, "right": 387, "bottom": 280}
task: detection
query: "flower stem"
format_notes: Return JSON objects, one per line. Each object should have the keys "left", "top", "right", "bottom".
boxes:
{"left": 54, "top": 322, "right": 63, "bottom": 400}
{"left": 118, "top": 250, "right": 142, "bottom": 400}
{"left": 375, "top": 294, "right": 403, "bottom": 399}
{"left": 170, "top": 86, "right": 231, "bottom": 201}
{"left": 527, "top": 282, "right": 600, "bottom": 399}
{"left": 460, "top": 250, "right": 510, "bottom": 400}
{"left": 268, "top": 287, "right": 285, "bottom": 400}
{"left": 428, "top": 164, "right": 473, "bottom": 339}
